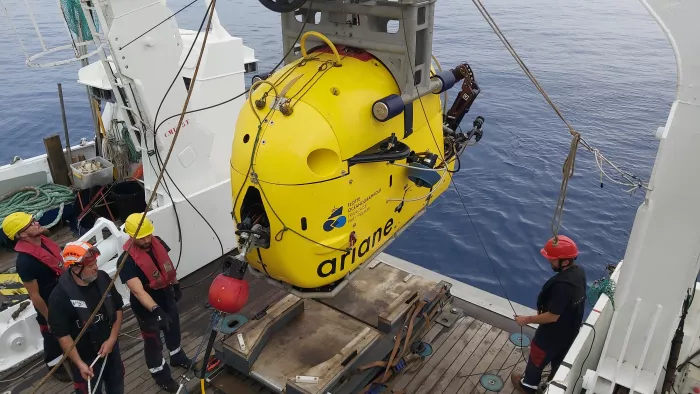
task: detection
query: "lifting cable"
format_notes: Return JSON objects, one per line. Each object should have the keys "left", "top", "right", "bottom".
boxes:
{"left": 398, "top": 7, "right": 519, "bottom": 318}
{"left": 30, "top": 1, "right": 218, "bottom": 391}
{"left": 470, "top": 0, "right": 649, "bottom": 240}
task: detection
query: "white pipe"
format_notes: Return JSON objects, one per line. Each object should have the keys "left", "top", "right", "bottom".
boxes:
{"left": 631, "top": 304, "right": 662, "bottom": 394}
{"left": 610, "top": 298, "right": 642, "bottom": 394}
{"left": 592, "top": 297, "right": 625, "bottom": 394}
{"left": 22, "top": 0, "right": 46, "bottom": 51}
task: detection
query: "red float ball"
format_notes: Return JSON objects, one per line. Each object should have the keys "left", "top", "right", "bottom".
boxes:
{"left": 208, "top": 274, "right": 249, "bottom": 313}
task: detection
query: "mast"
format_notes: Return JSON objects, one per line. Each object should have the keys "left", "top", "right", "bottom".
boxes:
{"left": 586, "top": 1, "right": 700, "bottom": 393}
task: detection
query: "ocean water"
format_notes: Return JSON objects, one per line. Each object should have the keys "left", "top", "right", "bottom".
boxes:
{"left": 0, "top": 0, "right": 675, "bottom": 309}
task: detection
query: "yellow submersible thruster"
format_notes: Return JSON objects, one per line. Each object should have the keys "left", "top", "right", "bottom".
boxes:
{"left": 230, "top": 32, "right": 484, "bottom": 294}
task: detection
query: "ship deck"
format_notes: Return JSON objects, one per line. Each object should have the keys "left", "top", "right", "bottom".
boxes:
{"left": 1, "top": 228, "right": 535, "bottom": 394}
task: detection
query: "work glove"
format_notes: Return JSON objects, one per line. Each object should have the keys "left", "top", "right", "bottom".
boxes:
{"left": 151, "top": 305, "right": 172, "bottom": 331}
{"left": 172, "top": 283, "right": 182, "bottom": 303}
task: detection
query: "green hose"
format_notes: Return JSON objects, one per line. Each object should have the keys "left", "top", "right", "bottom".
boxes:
{"left": 0, "top": 184, "right": 76, "bottom": 228}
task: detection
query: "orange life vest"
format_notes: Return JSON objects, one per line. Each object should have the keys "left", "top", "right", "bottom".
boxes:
{"left": 123, "top": 237, "right": 177, "bottom": 290}
{"left": 15, "top": 236, "right": 64, "bottom": 276}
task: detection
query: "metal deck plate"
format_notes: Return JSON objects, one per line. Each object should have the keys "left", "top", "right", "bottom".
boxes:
{"left": 509, "top": 332, "right": 531, "bottom": 347}
{"left": 480, "top": 373, "right": 504, "bottom": 392}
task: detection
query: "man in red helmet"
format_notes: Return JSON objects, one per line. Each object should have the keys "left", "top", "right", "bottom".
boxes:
{"left": 511, "top": 235, "right": 587, "bottom": 394}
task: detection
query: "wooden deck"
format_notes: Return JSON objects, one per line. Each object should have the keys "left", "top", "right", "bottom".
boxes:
{"left": 391, "top": 302, "right": 531, "bottom": 394}
{"left": 2, "top": 229, "right": 532, "bottom": 394}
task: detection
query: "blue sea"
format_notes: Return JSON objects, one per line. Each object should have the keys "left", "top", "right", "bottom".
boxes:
{"left": 0, "top": 0, "right": 675, "bottom": 309}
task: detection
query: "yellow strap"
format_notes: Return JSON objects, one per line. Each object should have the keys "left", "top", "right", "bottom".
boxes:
{"left": 93, "top": 100, "right": 107, "bottom": 137}
{"left": 0, "top": 273, "right": 22, "bottom": 283}
{"left": 0, "top": 288, "right": 28, "bottom": 296}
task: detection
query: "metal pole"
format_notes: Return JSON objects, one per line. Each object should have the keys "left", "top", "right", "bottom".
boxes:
{"left": 58, "top": 83, "right": 73, "bottom": 185}
{"left": 77, "top": 12, "right": 102, "bottom": 156}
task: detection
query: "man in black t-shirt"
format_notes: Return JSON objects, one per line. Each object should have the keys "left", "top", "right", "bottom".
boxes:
{"left": 49, "top": 241, "right": 124, "bottom": 394}
{"left": 118, "top": 213, "right": 192, "bottom": 393}
{"left": 511, "top": 235, "right": 587, "bottom": 394}
{"left": 2, "top": 211, "right": 71, "bottom": 382}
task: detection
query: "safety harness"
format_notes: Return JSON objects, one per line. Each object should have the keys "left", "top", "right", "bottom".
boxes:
{"left": 58, "top": 270, "right": 116, "bottom": 346}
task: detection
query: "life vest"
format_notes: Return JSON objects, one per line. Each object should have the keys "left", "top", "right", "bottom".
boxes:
{"left": 15, "top": 236, "right": 64, "bottom": 276}
{"left": 123, "top": 237, "right": 177, "bottom": 290}
{"left": 59, "top": 270, "right": 116, "bottom": 346}
{"left": 536, "top": 265, "right": 586, "bottom": 314}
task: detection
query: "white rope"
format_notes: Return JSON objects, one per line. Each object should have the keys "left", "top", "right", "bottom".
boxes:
{"left": 0, "top": 0, "right": 30, "bottom": 60}
{"left": 470, "top": 0, "right": 649, "bottom": 197}
{"left": 431, "top": 53, "right": 449, "bottom": 115}
{"left": 88, "top": 354, "right": 108, "bottom": 394}
{"left": 593, "top": 148, "right": 649, "bottom": 191}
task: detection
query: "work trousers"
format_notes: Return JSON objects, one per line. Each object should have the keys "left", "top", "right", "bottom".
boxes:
{"left": 136, "top": 301, "right": 182, "bottom": 384}
{"left": 521, "top": 339, "right": 571, "bottom": 393}
{"left": 71, "top": 342, "right": 124, "bottom": 394}
{"left": 39, "top": 323, "right": 66, "bottom": 369}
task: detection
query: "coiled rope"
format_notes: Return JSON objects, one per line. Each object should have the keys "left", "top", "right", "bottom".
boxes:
{"left": 470, "top": 0, "right": 649, "bottom": 241}
{"left": 0, "top": 184, "right": 75, "bottom": 228}
{"left": 102, "top": 119, "right": 139, "bottom": 181}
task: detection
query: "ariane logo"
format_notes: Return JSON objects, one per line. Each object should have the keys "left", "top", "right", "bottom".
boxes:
{"left": 317, "top": 217, "right": 394, "bottom": 278}
{"left": 323, "top": 207, "right": 347, "bottom": 232}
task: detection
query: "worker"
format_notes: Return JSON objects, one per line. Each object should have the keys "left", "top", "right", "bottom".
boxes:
{"left": 511, "top": 235, "right": 587, "bottom": 394}
{"left": 118, "top": 213, "right": 192, "bottom": 393}
{"left": 48, "top": 241, "right": 124, "bottom": 394}
{"left": 2, "top": 212, "right": 71, "bottom": 382}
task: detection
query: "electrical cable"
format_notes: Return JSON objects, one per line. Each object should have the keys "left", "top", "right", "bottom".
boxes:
{"left": 150, "top": 3, "right": 317, "bottom": 278}
{"left": 176, "top": 312, "right": 216, "bottom": 389}
{"left": 145, "top": 0, "right": 214, "bottom": 271}
{"left": 0, "top": 360, "right": 43, "bottom": 383}
{"left": 153, "top": 0, "right": 314, "bottom": 138}
{"left": 118, "top": 0, "right": 199, "bottom": 50}
{"left": 30, "top": 1, "right": 217, "bottom": 391}
{"left": 147, "top": 0, "right": 220, "bottom": 277}
{"left": 573, "top": 325, "right": 595, "bottom": 391}
{"left": 396, "top": 12, "right": 530, "bottom": 375}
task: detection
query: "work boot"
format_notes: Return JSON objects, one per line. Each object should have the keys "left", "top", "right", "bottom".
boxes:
{"left": 511, "top": 373, "right": 535, "bottom": 394}
{"left": 53, "top": 364, "right": 72, "bottom": 383}
{"left": 169, "top": 350, "right": 194, "bottom": 370}
{"left": 157, "top": 378, "right": 180, "bottom": 393}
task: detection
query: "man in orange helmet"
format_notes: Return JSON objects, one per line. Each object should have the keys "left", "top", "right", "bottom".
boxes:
{"left": 48, "top": 241, "right": 125, "bottom": 394}
{"left": 511, "top": 235, "right": 587, "bottom": 394}
{"left": 2, "top": 212, "right": 71, "bottom": 382}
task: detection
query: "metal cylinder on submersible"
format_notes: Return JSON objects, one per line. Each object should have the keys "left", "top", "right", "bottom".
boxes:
{"left": 372, "top": 68, "right": 462, "bottom": 122}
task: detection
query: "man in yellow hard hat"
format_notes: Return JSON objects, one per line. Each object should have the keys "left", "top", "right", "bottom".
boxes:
{"left": 1, "top": 212, "right": 72, "bottom": 382}
{"left": 118, "top": 213, "right": 191, "bottom": 392}
{"left": 49, "top": 241, "right": 125, "bottom": 394}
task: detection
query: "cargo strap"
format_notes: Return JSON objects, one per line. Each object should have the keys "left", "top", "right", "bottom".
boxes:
{"left": 357, "top": 286, "right": 447, "bottom": 393}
